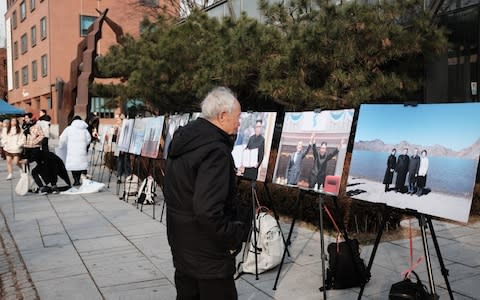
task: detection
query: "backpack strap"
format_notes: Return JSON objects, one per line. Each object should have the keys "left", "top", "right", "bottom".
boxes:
{"left": 324, "top": 205, "right": 342, "bottom": 252}
{"left": 401, "top": 219, "right": 424, "bottom": 279}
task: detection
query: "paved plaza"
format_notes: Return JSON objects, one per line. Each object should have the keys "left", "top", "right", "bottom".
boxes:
{"left": 0, "top": 158, "right": 479, "bottom": 299}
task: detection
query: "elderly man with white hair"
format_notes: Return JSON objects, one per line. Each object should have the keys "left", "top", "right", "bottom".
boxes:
{"left": 164, "top": 87, "right": 252, "bottom": 300}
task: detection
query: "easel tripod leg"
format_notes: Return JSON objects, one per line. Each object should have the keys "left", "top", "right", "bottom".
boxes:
{"left": 357, "top": 206, "right": 390, "bottom": 299}
{"left": 251, "top": 181, "right": 259, "bottom": 280}
{"left": 426, "top": 216, "right": 453, "bottom": 300}
{"left": 263, "top": 182, "right": 290, "bottom": 257}
{"left": 273, "top": 191, "right": 303, "bottom": 290}
{"left": 318, "top": 195, "right": 327, "bottom": 299}
{"left": 418, "top": 214, "right": 436, "bottom": 296}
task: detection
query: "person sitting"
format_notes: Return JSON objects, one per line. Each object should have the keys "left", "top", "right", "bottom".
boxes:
{"left": 32, "top": 151, "right": 71, "bottom": 194}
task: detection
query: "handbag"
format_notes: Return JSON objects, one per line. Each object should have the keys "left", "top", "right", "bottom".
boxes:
{"left": 15, "top": 164, "right": 33, "bottom": 196}
{"left": 389, "top": 219, "right": 438, "bottom": 300}
{"left": 389, "top": 271, "right": 436, "bottom": 300}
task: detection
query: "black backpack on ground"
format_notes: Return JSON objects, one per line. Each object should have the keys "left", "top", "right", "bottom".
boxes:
{"left": 324, "top": 238, "right": 370, "bottom": 290}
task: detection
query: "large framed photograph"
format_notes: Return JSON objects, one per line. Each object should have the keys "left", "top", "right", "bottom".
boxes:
{"left": 232, "top": 112, "right": 277, "bottom": 182}
{"left": 128, "top": 118, "right": 146, "bottom": 155}
{"left": 272, "top": 110, "right": 354, "bottom": 195}
{"left": 347, "top": 103, "right": 480, "bottom": 223}
{"left": 141, "top": 116, "right": 165, "bottom": 159}
{"left": 116, "top": 119, "right": 135, "bottom": 154}
{"left": 163, "top": 113, "right": 190, "bottom": 159}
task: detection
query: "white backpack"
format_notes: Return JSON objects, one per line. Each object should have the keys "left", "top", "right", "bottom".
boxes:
{"left": 123, "top": 174, "right": 139, "bottom": 203}
{"left": 241, "top": 211, "right": 285, "bottom": 274}
{"left": 137, "top": 176, "right": 156, "bottom": 204}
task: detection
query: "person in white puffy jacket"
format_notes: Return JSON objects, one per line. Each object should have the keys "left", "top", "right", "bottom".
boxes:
{"left": 2, "top": 117, "right": 26, "bottom": 180}
{"left": 58, "top": 116, "right": 91, "bottom": 186}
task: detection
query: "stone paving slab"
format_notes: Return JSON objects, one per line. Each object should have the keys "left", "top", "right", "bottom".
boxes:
{"left": 34, "top": 274, "right": 102, "bottom": 300}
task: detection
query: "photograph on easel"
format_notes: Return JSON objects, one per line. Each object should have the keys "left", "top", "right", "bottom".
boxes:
{"left": 141, "top": 116, "right": 165, "bottom": 159}
{"left": 232, "top": 112, "right": 277, "bottom": 182}
{"left": 128, "top": 118, "right": 146, "bottom": 155}
{"left": 116, "top": 118, "right": 135, "bottom": 153}
{"left": 163, "top": 113, "right": 190, "bottom": 159}
{"left": 347, "top": 103, "right": 480, "bottom": 223}
{"left": 272, "top": 110, "right": 354, "bottom": 195}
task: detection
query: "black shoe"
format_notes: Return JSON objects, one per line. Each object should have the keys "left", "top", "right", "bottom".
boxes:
{"left": 52, "top": 185, "right": 59, "bottom": 194}
{"left": 73, "top": 181, "right": 81, "bottom": 186}
{"left": 38, "top": 186, "right": 48, "bottom": 195}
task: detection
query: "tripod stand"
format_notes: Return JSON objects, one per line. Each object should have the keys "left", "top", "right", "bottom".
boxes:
{"left": 272, "top": 188, "right": 333, "bottom": 299}
{"left": 239, "top": 179, "right": 289, "bottom": 280}
{"left": 357, "top": 206, "right": 453, "bottom": 300}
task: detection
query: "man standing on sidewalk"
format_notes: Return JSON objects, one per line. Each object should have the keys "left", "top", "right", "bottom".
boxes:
{"left": 164, "top": 87, "right": 252, "bottom": 300}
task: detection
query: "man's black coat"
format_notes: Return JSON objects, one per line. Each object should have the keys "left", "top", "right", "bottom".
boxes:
{"left": 164, "top": 118, "right": 251, "bottom": 279}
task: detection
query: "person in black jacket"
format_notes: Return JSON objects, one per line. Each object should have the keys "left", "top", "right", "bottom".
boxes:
{"left": 31, "top": 151, "right": 71, "bottom": 194}
{"left": 243, "top": 119, "right": 265, "bottom": 180}
{"left": 407, "top": 148, "right": 421, "bottom": 195}
{"left": 164, "top": 87, "right": 252, "bottom": 300}
{"left": 383, "top": 148, "right": 396, "bottom": 192}
{"left": 308, "top": 134, "right": 340, "bottom": 190}
{"left": 395, "top": 148, "right": 410, "bottom": 193}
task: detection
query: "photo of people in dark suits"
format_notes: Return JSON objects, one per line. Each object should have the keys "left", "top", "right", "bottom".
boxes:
{"left": 232, "top": 112, "right": 276, "bottom": 182}
{"left": 347, "top": 103, "right": 480, "bottom": 223}
{"left": 273, "top": 110, "right": 354, "bottom": 196}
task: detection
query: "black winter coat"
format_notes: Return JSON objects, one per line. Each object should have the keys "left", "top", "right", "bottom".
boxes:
{"left": 164, "top": 118, "right": 251, "bottom": 279}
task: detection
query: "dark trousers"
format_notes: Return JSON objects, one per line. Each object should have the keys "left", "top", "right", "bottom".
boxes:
{"left": 72, "top": 170, "right": 87, "bottom": 185}
{"left": 174, "top": 270, "right": 237, "bottom": 300}
{"left": 41, "top": 138, "right": 49, "bottom": 152}
{"left": 116, "top": 152, "right": 132, "bottom": 179}
{"left": 24, "top": 147, "right": 42, "bottom": 164}
{"left": 32, "top": 158, "right": 71, "bottom": 187}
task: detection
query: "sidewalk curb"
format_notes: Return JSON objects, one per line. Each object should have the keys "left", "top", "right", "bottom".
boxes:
{"left": 0, "top": 208, "right": 40, "bottom": 300}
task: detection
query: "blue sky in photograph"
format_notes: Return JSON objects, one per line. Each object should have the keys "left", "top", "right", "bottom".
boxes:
{"left": 354, "top": 103, "right": 480, "bottom": 151}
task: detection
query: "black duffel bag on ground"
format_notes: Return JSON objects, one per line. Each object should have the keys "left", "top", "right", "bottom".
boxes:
{"left": 389, "top": 271, "right": 439, "bottom": 300}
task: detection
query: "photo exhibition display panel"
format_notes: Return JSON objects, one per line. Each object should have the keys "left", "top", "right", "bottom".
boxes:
{"left": 347, "top": 103, "right": 480, "bottom": 223}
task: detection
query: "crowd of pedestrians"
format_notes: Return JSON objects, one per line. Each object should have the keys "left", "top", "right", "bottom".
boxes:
{"left": 0, "top": 111, "right": 95, "bottom": 195}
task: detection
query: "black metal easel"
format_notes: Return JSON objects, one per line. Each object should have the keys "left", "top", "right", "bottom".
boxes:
{"left": 357, "top": 206, "right": 453, "bottom": 300}
{"left": 273, "top": 188, "right": 307, "bottom": 290}
{"left": 238, "top": 177, "right": 290, "bottom": 280}
{"left": 139, "top": 158, "right": 158, "bottom": 219}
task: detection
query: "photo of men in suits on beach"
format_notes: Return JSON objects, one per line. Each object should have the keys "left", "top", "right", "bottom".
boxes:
{"left": 273, "top": 110, "right": 354, "bottom": 196}
{"left": 347, "top": 103, "right": 480, "bottom": 223}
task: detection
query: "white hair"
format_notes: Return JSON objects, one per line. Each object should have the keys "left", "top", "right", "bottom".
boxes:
{"left": 201, "top": 87, "right": 237, "bottom": 120}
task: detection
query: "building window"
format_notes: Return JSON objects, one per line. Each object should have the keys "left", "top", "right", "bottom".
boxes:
{"left": 21, "top": 33, "right": 28, "bottom": 54}
{"left": 22, "top": 65, "right": 29, "bottom": 85}
{"left": 20, "top": 1, "right": 26, "bottom": 21}
{"left": 139, "top": 0, "right": 158, "bottom": 7}
{"left": 32, "top": 60, "right": 37, "bottom": 81}
{"left": 13, "top": 41, "right": 18, "bottom": 59}
{"left": 12, "top": 10, "right": 17, "bottom": 29}
{"left": 31, "top": 26, "right": 36, "bottom": 47}
{"left": 30, "top": 0, "right": 35, "bottom": 11}
{"left": 40, "top": 16, "right": 47, "bottom": 40}
{"left": 80, "top": 15, "right": 96, "bottom": 36}
{"left": 14, "top": 71, "right": 19, "bottom": 89}
{"left": 41, "top": 54, "right": 47, "bottom": 77}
